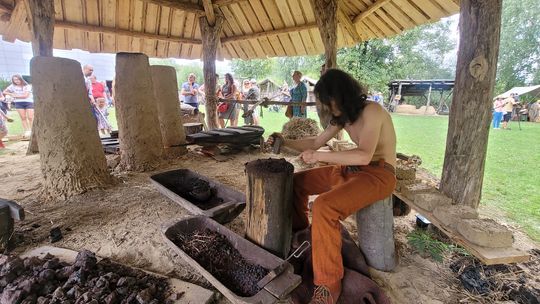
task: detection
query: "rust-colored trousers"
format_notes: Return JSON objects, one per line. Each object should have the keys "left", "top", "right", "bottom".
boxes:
{"left": 293, "top": 161, "right": 396, "bottom": 286}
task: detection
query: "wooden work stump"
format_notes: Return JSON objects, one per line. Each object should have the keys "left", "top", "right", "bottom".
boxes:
{"left": 245, "top": 159, "right": 294, "bottom": 258}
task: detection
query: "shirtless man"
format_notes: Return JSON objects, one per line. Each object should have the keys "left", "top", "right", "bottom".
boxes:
{"left": 269, "top": 69, "right": 396, "bottom": 304}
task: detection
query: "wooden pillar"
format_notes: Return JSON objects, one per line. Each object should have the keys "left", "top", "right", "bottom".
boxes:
{"left": 424, "top": 83, "right": 432, "bottom": 115}
{"left": 150, "top": 65, "right": 187, "bottom": 158}
{"left": 245, "top": 159, "right": 294, "bottom": 258}
{"left": 23, "top": 0, "right": 55, "bottom": 155}
{"left": 31, "top": 57, "right": 112, "bottom": 199}
{"left": 440, "top": 0, "right": 503, "bottom": 209}
{"left": 115, "top": 53, "right": 163, "bottom": 171}
{"left": 199, "top": 14, "right": 224, "bottom": 130}
{"left": 311, "top": 0, "right": 337, "bottom": 131}
{"left": 356, "top": 196, "right": 396, "bottom": 271}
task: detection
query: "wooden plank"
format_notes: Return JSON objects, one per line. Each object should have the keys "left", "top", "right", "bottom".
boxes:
{"left": 180, "top": 12, "right": 195, "bottom": 58}
{"left": 115, "top": 0, "right": 130, "bottom": 52}
{"left": 84, "top": 0, "right": 101, "bottom": 53}
{"left": 201, "top": 0, "right": 215, "bottom": 25}
{"left": 353, "top": 0, "right": 391, "bottom": 24}
{"left": 189, "top": 18, "right": 201, "bottom": 58}
{"left": 142, "top": 2, "right": 158, "bottom": 56}
{"left": 299, "top": 29, "right": 315, "bottom": 54}
{"left": 392, "top": 0, "right": 428, "bottom": 24}
{"left": 238, "top": 0, "right": 276, "bottom": 57}
{"left": 367, "top": 14, "right": 393, "bottom": 37}
{"left": 393, "top": 192, "right": 530, "bottom": 265}
{"left": 139, "top": 0, "right": 204, "bottom": 14}
{"left": 432, "top": 0, "right": 460, "bottom": 14}
{"left": 220, "top": 5, "right": 255, "bottom": 58}
{"left": 338, "top": 6, "right": 362, "bottom": 42}
{"left": 409, "top": 0, "right": 445, "bottom": 20}
{"left": 167, "top": 9, "right": 185, "bottom": 57}
{"left": 373, "top": 9, "right": 402, "bottom": 33}
{"left": 52, "top": 0, "right": 66, "bottom": 49}
{"left": 3, "top": 0, "right": 28, "bottom": 42}
{"left": 250, "top": 0, "right": 283, "bottom": 56}
{"left": 129, "top": 0, "right": 143, "bottom": 52}
{"left": 383, "top": 2, "right": 415, "bottom": 29}
{"left": 229, "top": 3, "right": 264, "bottom": 58}
{"left": 63, "top": 0, "right": 85, "bottom": 50}
{"left": 156, "top": 6, "right": 171, "bottom": 57}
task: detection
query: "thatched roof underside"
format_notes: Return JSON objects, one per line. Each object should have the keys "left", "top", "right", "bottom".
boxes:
{"left": 0, "top": 0, "right": 459, "bottom": 60}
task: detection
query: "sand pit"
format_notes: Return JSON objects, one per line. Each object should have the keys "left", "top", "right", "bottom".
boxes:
{"left": 458, "top": 219, "right": 514, "bottom": 248}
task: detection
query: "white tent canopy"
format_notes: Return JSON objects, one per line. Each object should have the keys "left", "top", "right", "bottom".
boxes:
{"left": 496, "top": 85, "right": 540, "bottom": 99}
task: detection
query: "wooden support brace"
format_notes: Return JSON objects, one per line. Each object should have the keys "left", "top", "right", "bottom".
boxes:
{"left": 3, "top": 0, "right": 31, "bottom": 43}
{"left": 353, "top": 0, "right": 392, "bottom": 24}
{"left": 337, "top": 6, "right": 362, "bottom": 42}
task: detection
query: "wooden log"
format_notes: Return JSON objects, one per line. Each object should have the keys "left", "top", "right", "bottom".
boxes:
{"left": 356, "top": 196, "right": 396, "bottom": 271}
{"left": 200, "top": 14, "right": 224, "bottom": 130}
{"left": 115, "top": 53, "right": 163, "bottom": 171}
{"left": 32, "top": 57, "right": 113, "bottom": 199}
{"left": 150, "top": 65, "right": 187, "bottom": 158}
{"left": 245, "top": 159, "right": 294, "bottom": 258}
{"left": 0, "top": 205, "right": 14, "bottom": 252}
{"left": 24, "top": 0, "right": 55, "bottom": 155}
{"left": 440, "top": 0, "right": 503, "bottom": 208}
{"left": 183, "top": 123, "right": 203, "bottom": 135}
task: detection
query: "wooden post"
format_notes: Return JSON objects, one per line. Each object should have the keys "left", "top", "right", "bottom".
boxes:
{"left": 24, "top": 0, "right": 55, "bottom": 155}
{"left": 200, "top": 14, "right": 224, "bottom": 130}
{"left": 31, "top": 57, "right": 112, "bottom": 199}
{"left": 440, "top": 0, "right": 503, "bottom": 209}
{"left": 115, "top": 53, "right": 163, "bottom": 171}
{"left": 424, "top": 83, "right": 432, "bottom": 115}
{"left": 150, "top": 65, "right": 187, "bottom": 158}
{"left": 245, "top": 159, "right": 294, "bottom": 258}
{"left": 356, "top": 196, "right": 396, "bottom": 271}
{"left": 311, "top": 0, "right": 337, "bottom": 131}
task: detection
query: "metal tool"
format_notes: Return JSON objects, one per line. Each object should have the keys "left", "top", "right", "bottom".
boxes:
{"left": 271, "top": 135, "right": 283, "bottom": 154}
{"left": 257, "top": 241, "right": 310, "bottom": 289}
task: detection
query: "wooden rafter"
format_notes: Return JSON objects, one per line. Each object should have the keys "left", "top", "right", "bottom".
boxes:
{"left": 353, "top": 0, "right": 392, "bottom": 24}
{"left": 0, "top": 2, "right": 13, "bottom": 13}
{"left": 55, "top": 20, "right": 202, "bottom": 45}
{"left": 202, "top": 0, "right": 216, "bottom": 26}
{"left": 3, "top": 0, "right": 30, "bottom": 43}
{"left": 214, "top": 0, "right": 247, "bottom": 6}
{"left": 337, "top": 5, "right": 362, "bottom": 42}
{"left": 139, "top": 0, "right": 205, "bottom": 14}
{"left": 221, "top": 23, "right": 317, "bottom": 43}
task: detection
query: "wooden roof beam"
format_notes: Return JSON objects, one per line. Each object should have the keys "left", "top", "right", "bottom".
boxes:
{"left": 202, "top": 0, "right": 216, "bottom": 26}
{"left": 214, "top": 0, "right": 247, "bottom": 6}
{"left": 55, "top": 21, "right": 203, "bottom": 45}
{"left": 220, "top": 23, "right": 317, "bottom": 44}
{"left": 0, "top": 2, "right": 13, "bottom": 13}
{"left": 139, "top": 0, "right": 205, "bottom": 14}
{"left": 337, "top": 5, "right": 362, "bottom": 42}
{"left": 353, "top": 0, "right": 392, "bottom": 24}
{"left": 3, "top": 0, "right": 29, "bottom": 43}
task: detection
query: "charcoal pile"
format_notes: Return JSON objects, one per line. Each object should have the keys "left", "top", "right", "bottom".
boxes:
{"left": 281, "top": 118, "right": 320, "bottom": 140}
{"left": 173, "top": 229, "right": 268, "bottom": 297}
{"left": 0, "top": 250, "right": 182, "bottom": 304}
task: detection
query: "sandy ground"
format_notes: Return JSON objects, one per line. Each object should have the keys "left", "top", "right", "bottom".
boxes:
{"left": 1, "top": 141, "right": 538, "bottom": 303}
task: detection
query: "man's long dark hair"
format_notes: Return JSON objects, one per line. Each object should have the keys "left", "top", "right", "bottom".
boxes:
{"left": 314, "top": 69, "right": 368, "bottom": 127}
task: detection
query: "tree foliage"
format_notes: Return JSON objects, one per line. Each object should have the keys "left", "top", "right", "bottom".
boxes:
{"left": 149, "top": 58, "right": 203, "bottom": 88}
{"left": 496, "top": 0, "right": 540, "bottom": 93}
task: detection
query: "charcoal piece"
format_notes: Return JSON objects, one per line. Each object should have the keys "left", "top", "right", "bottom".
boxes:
{"left": 37, "top": 296, "right": 50, "bottom": 304}
{"left": 0, "top": 257, "right": 24, "bottom": 276}
{"left": 188, "top": 178, "right": 212, "bottom": 202}
{"left": 116, "top": 287, "right": 128, "bottom": 296}
{"left": 21, "top": 294, "right": 37, "bottom": 304}
{"left": 56, "top": 266, "right": 74, "bottom": 280}
{"left": 95, "top": 276, "right": 110, "bottom": 289}
{"left": 39, "top": 269, "right": 56, "bottom": 281}
{"left": 43, "top": 258, "right": 60, "bottom": 270}
{"left": 117, "top": 277, "right": 136, "bottom": 287}
{"left": 457, "top": 265, "right": 491, "bottom": 294}
{"left": 49, "top": 227, "right": 63, "bottom": 243}
{"left": 74, "top": 250, "right": 97, "bottom": 270}
{"left": 24, "top": 256, "right": 43, "bottom": 269}
{"left": 41, "top": 282, "right": 57, "bottom": 294}
{"left": 19, "top": 278, "right": 38, "bottom": 294}
{"left": 52, "top": 286, "right": 67, "bottom": 301}
{"left": 67, "top": 285, "right": 83, "bottom": 299}
{"left": 136, "top": 288, "right": 153, "bottom": 304}
{"left": 103, "top": 291, "right": 119, "bottom": 304}
{"left": 1, "top": 287, "right": 26, "bottom": 304}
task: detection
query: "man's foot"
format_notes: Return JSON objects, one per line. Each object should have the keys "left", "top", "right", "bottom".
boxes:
{"left": 309, "top": 282, "right": 342, "bottom": 304}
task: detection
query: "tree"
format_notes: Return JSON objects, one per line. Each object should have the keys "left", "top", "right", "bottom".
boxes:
{"left": 496, "top": 0, "right": 540, "bottom": 93}
{"left": 231, "top": 58, "right": 273, "bottom": 81}
{"left": 149, "top": 58, "right": 203, "bottom": 88}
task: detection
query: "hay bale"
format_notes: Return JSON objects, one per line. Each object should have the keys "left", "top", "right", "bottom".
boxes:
{"left": 281, "top": 118, "right": 320, "bottom": 140}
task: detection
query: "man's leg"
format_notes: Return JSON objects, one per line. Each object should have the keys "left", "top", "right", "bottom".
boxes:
{"left": 311, "top": 166, "right": 396, "bottom": 297}
{"left": 292, "top": 166, "right": 338, "bottom": 231}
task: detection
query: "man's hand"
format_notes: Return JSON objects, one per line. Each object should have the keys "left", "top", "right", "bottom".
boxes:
{"left": 300, "top": 150, "right": 318, "bottom": 164}
{"left": 266, "top": 132, "right": 283, "bottom": 147}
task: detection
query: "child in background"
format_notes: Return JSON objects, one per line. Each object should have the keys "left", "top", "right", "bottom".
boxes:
{"left": 0, "top": 110, "right": 14, "bottom": 149}
{"left": 96, "top": 97, "right": 112, "bottom": 136}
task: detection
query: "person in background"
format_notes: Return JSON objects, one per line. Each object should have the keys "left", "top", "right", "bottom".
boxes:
{"left": 181, "top": 73, "right": 200, "bottom": 110}
{"left": 82, "top": 64, "right": 99, "bottom": 124}
{"left": 389, "top": 94, "right": 400, "bottom": 112}
{"left": 218, "top": 73, "right": 238, "bottom": 128}
{"left": 243, "top": 79, "right": 261, "bottom": 125}
{"left": 0, "top": 108, "right": 14, "bottom": 149}
{"left": 0, "top": 91, "right": 9, "bottom": 114}
{"left": 492, "top": 97, "right": 505, "bottom": 129}
{"left": 377, "top": 92, "right": 385, "bottom": 107}
{"left": 103, "top": 81, "right": 114, "bottom": 107}
{"left": 289, "top": 70, "right": 307, "bottom": 118}
{"left": 90, "top": 75, "right": 105, "bottom": 100}
{"left": 502, "top": 94, "right": 517, "bottom": 130}
{"left": 3, "top": 75, "right": 33, "bottom": 139}
{"left": 95, "top": 97, "right": 112, "bottom": 136}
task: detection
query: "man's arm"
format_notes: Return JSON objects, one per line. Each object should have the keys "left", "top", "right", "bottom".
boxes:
{"left": 305, "top": 104, "right": 382, "bottom": 165}
{"left": 180, "top": 84, "right": 191, "bottom": 96}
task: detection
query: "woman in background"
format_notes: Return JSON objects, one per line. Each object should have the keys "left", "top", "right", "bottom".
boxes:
{"left": 289, "top": 70, "right": 307, "bottom": 118}
{"left": 3, "top": 75, "right": 33, "bottom": 138}
{"left": 218, "top": 73, "right": 238, "bottom": 128}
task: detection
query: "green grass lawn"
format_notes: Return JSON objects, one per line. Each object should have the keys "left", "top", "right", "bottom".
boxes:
{"left": 3, "top": 107, "right": 539, "bottom": 241}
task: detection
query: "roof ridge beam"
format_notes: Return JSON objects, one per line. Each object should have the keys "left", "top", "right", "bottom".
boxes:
{"left": 220, "top": 23, "right": 317, "bottom": 44}
{"left": 353, "top": 0, "right": 392, "bottom": 24}
{"left": 139, "top": 0, "right": 205, "bottom": 14}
